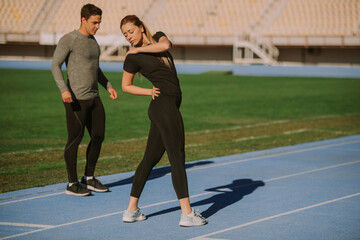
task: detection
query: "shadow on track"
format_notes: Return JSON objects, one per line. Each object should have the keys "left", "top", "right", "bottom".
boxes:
{"left": 147, "top": 178, "right": 265, "bottom": 219}
{"left": 106, "top": 160, "right": 214, "bottom": 188}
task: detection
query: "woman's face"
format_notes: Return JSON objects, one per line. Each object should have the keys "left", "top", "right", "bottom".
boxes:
{"left": 121, "top": 22, "right": 144, "bottom": 47}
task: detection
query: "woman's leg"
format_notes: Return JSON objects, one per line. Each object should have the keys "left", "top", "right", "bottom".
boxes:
{"left": 127, "top": 196, "right": 140, "bottom": 211}
{"left": 128, "top": 120, "right": 165, "bottom": 210}
{"left": 148, "top": 95, "right": 190, "bottom": 213}
{"left": 179, "top": 198, "right": 192, "bottom": 215}
{"left": 159, "top": 111, "right": 191, "bottom": 214}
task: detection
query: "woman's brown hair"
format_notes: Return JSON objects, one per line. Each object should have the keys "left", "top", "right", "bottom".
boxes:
{"left": 120, "top": 15, "right": 174, "bottom": 71}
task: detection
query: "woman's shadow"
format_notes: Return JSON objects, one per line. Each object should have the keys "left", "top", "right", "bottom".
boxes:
{"left": 147, "top": 178, "right": 265, "bottom": 219}
{"left": 106, "top": 160, "right": 214, "bottom": 188}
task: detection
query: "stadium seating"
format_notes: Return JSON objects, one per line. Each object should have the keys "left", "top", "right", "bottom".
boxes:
{"left": 264, "top": 0, "right": 360, "bottom": 37}
{"left": 43, "top": 0, "right": 152, "bottom": 34}
{"left": 150, "top": 0, "right": 267, "bottom": 37}
{"left": 0, "top": 0, "right": 45, "bottom": 33}
{"left": 0, "top": 0, "right": 359, "bottom": 64}
{"left": 1, "top": 0, "right": 359, "bottom": 37}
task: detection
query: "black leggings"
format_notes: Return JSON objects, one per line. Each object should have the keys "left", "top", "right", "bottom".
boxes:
{"left": 63, "top": 97, "right": 105, "bottom": 183}
{"left": 130, "top": 94, "right": 189, "bottom": 199}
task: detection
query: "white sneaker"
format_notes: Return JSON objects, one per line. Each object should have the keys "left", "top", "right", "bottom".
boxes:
{"left": 122, "top": 208, "right": 147, "bottom": 223}
{"left": 179, "top": 208, "right": 207, "bottom": 227}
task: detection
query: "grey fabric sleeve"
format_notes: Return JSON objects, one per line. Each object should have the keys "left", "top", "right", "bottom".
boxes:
{"left": 51, "top": 35, "right": 72, "bottom": 93}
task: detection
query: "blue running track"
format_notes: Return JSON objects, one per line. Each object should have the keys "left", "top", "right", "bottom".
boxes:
{"left": 0, "top": 135, "right": 359, "bottom": 240}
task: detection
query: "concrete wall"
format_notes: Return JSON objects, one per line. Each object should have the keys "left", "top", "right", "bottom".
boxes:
{"left": 0, "top": 44, "right": 55, "bottom": 59}
{"left": 277, "top": 47, "right": 360, "bottom": 64}
{"left": 170, "top": 46, "right": 233, "bottom": 62}
{"left": 1, "top": 43, "right": 359, "bottom": 65}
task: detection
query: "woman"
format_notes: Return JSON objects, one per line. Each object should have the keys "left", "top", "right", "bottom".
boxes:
{"left": 120, "top": 15, "right": 206, "bottom": 227}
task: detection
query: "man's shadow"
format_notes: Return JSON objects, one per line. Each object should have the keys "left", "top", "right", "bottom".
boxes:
{"left": 147, "top": 178, "right": 265, "bottom": 219}
{"left": 106, "top": 160, "right": 214, "bottom": 188}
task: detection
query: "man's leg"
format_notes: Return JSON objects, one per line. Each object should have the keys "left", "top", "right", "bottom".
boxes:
{"left": 81, "top": 97, "right": 108, "bottom": 192}
{"left": 64, "top": 100, "right": 91, "bottom": 196}
{"left": 84, "top": 97, "right": 105, "bottom": 176}
{"left": 64, "top": 100, "right": 86, "bottom": 182}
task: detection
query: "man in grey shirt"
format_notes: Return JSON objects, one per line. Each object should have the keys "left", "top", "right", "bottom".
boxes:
{"left": 51, "top": 4, "right": 117, "bottom": 196}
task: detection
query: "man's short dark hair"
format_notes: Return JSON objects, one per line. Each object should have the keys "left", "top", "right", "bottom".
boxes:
{"left": 81, "top": 4, "right": 102, "bottom": 20}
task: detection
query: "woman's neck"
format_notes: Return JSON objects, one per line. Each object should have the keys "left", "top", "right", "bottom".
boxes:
{"left": 141, "top": 33, "right": 151, "bottom": 47}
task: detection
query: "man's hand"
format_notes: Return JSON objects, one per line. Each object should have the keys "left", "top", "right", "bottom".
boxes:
{"left": 108, "top": 88, "right": 118, "bottom": 100}
{"left": 61, "top": 91, "right": 73, "bottom": 103}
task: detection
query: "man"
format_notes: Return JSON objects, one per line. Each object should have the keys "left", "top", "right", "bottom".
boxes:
{"left": 51, "top": 4, "right": 117, "bottom": 196}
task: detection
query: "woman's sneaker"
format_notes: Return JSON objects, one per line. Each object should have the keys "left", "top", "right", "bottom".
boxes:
{"left": 122, "top": 209, "right": 147, "bottom": 223}
{"left": 179, "top": 208, "right": 207, "bottom": 227}
{"left": 81, "top": 176, "right": 109, "bottom": 192}
{"left": 65, "top": 182, "right": 91, "bottom": 196}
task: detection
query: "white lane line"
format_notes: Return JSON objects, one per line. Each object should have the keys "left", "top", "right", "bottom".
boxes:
{"left": 1, "top": 114, "right": 356, "bottom": 156}
{"left": 186, "top": 120, "right": 289, "bottom": 136}
{"left": 0, "top": 137, "right": 146, "bottom": 156}
{"left": 1, "top": 138, "right": 359, "bottom": 205}
{"left": 0, "top": 210, "right": 125, "bottom": 240}
{"left": 188, "top": 193, "right": 360, "bottom": 240}
{"left": 0, "top": 222, "right": 54, "bottom": 228}
{"left": 197, "top": 238, "right": 230, "bottom": 240}
{"left": 5, "top": 113, "right": 354, "bottom": 156}
{"left": 167, "top": 160, "right": 360, "bottom": 208}
{"left": 2, "top": 159, "right": 359, "bottom": 240}
{"left": 187, "top": 138, "right": 360, "bottom": 173}
{"left": 233, "top": 127, "right": 348, "bottom": 143}
{"left": 265, "top": 160, "right": 360, "bottom": 182}
{"left": 186, "top": 143, "right": 205, "bottom": 148}
{"left": 0, "top": 120, "right": 289, "bottom": 156}
{"left": 283, "top": 129, "right": 308, "bottom": 135}
{"left": 0, "top": 199, "right": 195, "bottom": 240}
{"left": 0, "top": 192, "right": 63, "bottom": 206}
{"left": 79, "top": 154, "right": 123, "bottom": 162}
{"left": 233, "top": 135, "right": 269, "bottom": 142}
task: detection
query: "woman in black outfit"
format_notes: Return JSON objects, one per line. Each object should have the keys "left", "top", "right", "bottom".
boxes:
{"left": 120, "top": 15, "right": 206, "bottom": 227}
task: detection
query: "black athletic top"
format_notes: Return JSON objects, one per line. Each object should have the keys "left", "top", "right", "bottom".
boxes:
{"left": 123, "top": 32, "right": 181, "bottom": 96}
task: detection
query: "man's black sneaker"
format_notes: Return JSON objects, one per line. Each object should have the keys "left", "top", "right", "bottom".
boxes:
{"left": 81, "top": 176, "right": 109, "bottom": 192}
{"left": 65, "top": 182, "right": 91, "bottom": 196}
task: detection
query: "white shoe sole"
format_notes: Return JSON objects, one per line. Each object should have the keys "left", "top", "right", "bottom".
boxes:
{"left": 65, "top": 190, "right": 91, "bottom": 196}
{"left": 86, "top": 185, "right": 109, "bottom": 192}
{"left": 179, "top": 220, "right": 207, "bottom": 227}
{"left": 122, "top": 216, "right": 147, "bottom": 223}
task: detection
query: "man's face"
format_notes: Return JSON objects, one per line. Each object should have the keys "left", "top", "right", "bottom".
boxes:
{"left": 82, "top": 14, "right": 101, "bottom": 36}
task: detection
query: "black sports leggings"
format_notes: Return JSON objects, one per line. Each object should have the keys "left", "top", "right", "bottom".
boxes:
{"left": 63, "top": 97, "right": 105, "bottom": 183}
{"left": 130, "top": 94, "right": 189, "bottom": 199}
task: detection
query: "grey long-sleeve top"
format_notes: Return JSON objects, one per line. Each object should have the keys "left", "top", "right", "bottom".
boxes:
{"left": 51, "top": 30, "right": 113, "bottom": 100}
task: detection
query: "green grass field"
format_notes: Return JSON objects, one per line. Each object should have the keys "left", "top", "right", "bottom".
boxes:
{"left": 1, "top": 68, "right": 359, "bottom": 193}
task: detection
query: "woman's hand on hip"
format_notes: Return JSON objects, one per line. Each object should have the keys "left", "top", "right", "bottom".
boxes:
{"left": 152, "top": 86, "right": 160, "bottom": 100}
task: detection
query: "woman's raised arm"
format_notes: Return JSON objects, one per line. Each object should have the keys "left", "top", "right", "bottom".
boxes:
{"left": 126, "top": 36, "right": 171, "bottom": 56}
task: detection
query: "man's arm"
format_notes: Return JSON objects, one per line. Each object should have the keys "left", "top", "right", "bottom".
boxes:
{"left": 98, "top": 69, "right": 118, "bottom": 100}
{"left": 51, "top": 36, "right": 73, "bottom": 102}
